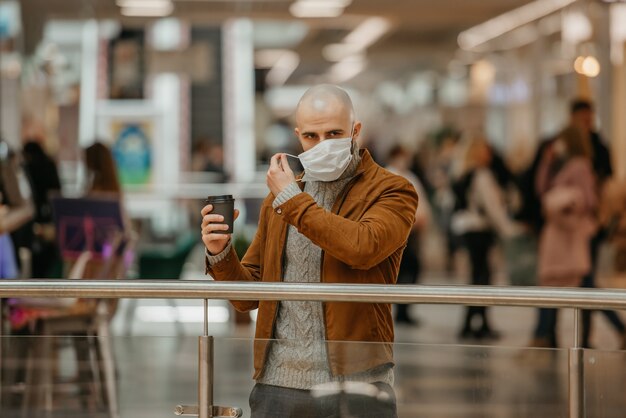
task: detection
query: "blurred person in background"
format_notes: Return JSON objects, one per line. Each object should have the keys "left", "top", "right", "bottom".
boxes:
{"left": 22, "top": 141, "right": 62, "bottom": 278}
{"left": 191, "top": 140, "right": 226, "bottom": 182}
{"left": 530, "top": 126, "right": 612, "bottom": 347}
{"left": 84, "top": 141, "right": 134, "bottom": 280}
{"left": 451, "top": 137, "right": 520, "bottom": 340}
{"left": 518, "top": 99, "right": 611, "bottom": 231}
{"left": 522, "top": 99, "right": 624, "bottom": 348}
{"left": 386, "top": 145, "right": 431, "bottom": 325}
{"left": 570, "top": 99, "right": 612, "bottom": 182}
{"left": 0, "top": 192, "right": 20, "bottom": 279}
{"left": 429, "top": 132, "right": 462, "bottom": 273}
{"left": 201, "top": 84, "right": 418, "bottom": 418}
{"left": 0, "top": 139, "right": 34, "bottom": 277}
{"left": 84, "top": 142, "right": 122, "bottom": 194}
{"left": 600, "top": 179, "right": 626, "bottom": 277}
{"left": 568, "top": 99, "right": 624, "bottom": 349}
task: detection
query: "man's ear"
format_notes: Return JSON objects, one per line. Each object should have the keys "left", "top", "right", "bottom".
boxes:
{"left": 352, "top": 121, "right": 362, "bottom": 141}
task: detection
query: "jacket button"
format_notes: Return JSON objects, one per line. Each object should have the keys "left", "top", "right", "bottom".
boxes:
{"left": 276, "top": 208, "right": 282, "bottom": 214}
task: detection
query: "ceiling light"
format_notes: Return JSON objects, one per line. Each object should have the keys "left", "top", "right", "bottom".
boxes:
{"left": 575, "top": 55, "right": 600, "bottom": 77}
{"left": 255, "top": 49, "right": 284, "bottom": 68}
{"left": 289, "top": 1, "right": 345, "bottom": 18}
{"left": 322, "top": 43, "right": 361, "bottom": 62}
{"left": 255, "top": 49, "right": 300, "bottom": 86}
{"left": 266, "top": 51, "right": 300, "bottom": 86}
{"left": 121, "top": 5, "right": 174, "bottom": 17}
{"left": 117, "top": 0, "right": 169, "bottom": 7}
{"left": 329, "top": 54, "right": 366, "bottom": 83}
{"left": 574, "top": 56, "right": 586, "bottom": 73}
{"left": 120, "top": 0, "right": 173, "bottom": 17}
{"left": 562, "top": 10, "right": 592, "bottom": 45}
{"left": 343, "top": 17, "right": 391, "bottom": 49}
{"left": 458, "top": 0, "right": 577, "bottom": 50}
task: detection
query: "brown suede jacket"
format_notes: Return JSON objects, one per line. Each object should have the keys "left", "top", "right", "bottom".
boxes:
{"left": 206, "top": 149, "right": 419, "bottom": 379}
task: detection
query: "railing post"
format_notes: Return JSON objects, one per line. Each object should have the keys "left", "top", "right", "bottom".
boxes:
{"left": 198, "top": 299, "right": 214, "bottom": 418}
{"left": 569, "top": 308, "right": 585, "bottom": 418}
{"left": 175, "top": 300, "right": 242, "bottom": 417}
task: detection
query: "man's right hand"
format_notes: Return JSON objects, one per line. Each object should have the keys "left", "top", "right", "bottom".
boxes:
{"left": 201, "top": 204, "right": 240, "bottom": 255}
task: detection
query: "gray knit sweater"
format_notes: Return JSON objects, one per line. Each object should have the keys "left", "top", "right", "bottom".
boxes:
{"left": 258, "top": 147, "right": 393, "bottom": 390}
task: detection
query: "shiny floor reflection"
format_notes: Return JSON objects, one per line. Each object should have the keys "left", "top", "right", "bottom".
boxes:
{"left": 2, "top": 335, "right": 626, "bottom": 418}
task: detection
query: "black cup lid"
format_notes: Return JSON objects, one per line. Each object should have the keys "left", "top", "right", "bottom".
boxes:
{"left": 206, "top": 194, "right": 234, "bottom": 203}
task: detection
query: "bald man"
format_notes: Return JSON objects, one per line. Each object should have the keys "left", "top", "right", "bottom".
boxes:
{"left": 201, "top": 85, "right": 418, "bottom": 418}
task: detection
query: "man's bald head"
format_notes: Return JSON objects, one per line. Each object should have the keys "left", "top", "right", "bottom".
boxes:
{"left": 295, "top": 84, "right": 355, "bottom": 126}
{"left": 293, "top": 84, "right": 362, "bottom": 151}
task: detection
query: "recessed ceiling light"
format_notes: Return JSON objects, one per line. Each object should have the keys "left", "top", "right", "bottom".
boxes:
{"left": 121, "top": 4, "right": 174, "bottom": 17}
{"left": 119, "top": 0, "right": 174, "bottom": 17}
{"left": 289, "top": 1, "right": 345, "bottom": 18}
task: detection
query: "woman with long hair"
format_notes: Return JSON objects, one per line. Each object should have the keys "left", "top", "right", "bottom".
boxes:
{"left": 84, "top": 142, "right": 122, "bottom": 194}
{"left": 451, "top": 136, "right": 520, "bottom": 340}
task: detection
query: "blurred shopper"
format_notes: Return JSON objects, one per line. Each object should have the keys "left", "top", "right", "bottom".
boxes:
{"left": 84, "top": 142, "right": 122, "bottom": 194}
{"left": 84, "top": 141, "right": 134, "bottom": 279}
{"left": 601, "top": 179, "right": 626, "bottom": 276}
{"left": 569, "top": 99, "right": 625, "bottom": 349}
{"left": 22, "top": 141, "right": 62, "bottom": 278}
{"left": 570, "top": 99, "right": 612, "bottom": 182}
{"left": 524, "top": 99, "right": 625, "bottom": 348}
{"left": 531, "top": 126, "right": 600, "bottom": 347}
{"left": 201, "top": 85, "right": 418, "bottom": 418}
{"left": 0, "top": 193, "right": 19, "bottom": 278}
{"left": 0, "top": 139, "right": 34, "bottom": 277}
{"left": 451, "top": 137, "right": 520, "bottom": 340}
{"left": 430, "top": 133, "right": 462, "bottom": 273}
{"left": 386, "top": 145, "right": 431, "bottom": 325}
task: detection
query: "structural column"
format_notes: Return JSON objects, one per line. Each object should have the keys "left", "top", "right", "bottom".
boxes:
{"left": 612, "top": 42, "right": 626, "bottom": 180}
{"left": 222, "top": 19, "right": 256, "bottom": 183}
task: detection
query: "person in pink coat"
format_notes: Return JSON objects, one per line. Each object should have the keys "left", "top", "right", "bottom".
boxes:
{"left": 532, "top": 125, "right": 597, "bottom": 346}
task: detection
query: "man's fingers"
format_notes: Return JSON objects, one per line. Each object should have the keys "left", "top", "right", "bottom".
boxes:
{"left": 269, "top": 154, "right": 281, "bottom": 170}
{"left": 201, "top": 204, "right": 214, "bottom": 216}
{"left": 280, "top": 154, "right": 294, "bottom": 176}
{"left": 202, "top": 223, "right": 230, "bottom": 235}
{"left": 201, "top": 213, "right": 225, "bottom": 228}
{"left": 202, "top": 233, "right": 231, "bottom": 243}
{"left": 233, "top": 209, "right": 240, "bottom": 221}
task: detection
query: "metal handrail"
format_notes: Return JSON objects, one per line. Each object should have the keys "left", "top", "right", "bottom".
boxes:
{"left": 1, "top": 279, "right": 626, "bottom": 310}
{"left": 2, "top": 279, "right": 609, "bottom": 417}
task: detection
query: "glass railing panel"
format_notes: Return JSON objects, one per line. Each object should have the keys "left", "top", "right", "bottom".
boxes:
{"left": 584, "top": 348, "right": 626, "bottom": 418}
{"left": 3, "top": 335, "right": 625, "bottom": 417}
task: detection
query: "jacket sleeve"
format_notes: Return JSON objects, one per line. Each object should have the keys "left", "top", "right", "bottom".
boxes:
{"left": 205, "top": 196, "right": 271, "bottom": 312}
{"left": 276, "top": 178, "right": 418, "bottom": 270}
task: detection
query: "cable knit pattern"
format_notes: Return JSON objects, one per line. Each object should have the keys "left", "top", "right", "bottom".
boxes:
{"left": 205, "top": 244, "right": 231, "bottom": 265}
{"left": 273, "top": 182, "right": 302, "bottom": 209}
{"left": 258, "top": 147, "right": 394, "bottom": 389}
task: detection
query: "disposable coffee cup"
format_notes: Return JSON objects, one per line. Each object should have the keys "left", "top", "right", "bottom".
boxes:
{"left": 206, "top": 195, "right": 235, "bottom": 235}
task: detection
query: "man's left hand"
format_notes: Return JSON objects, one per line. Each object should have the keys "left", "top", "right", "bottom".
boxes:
{"left": 267, "top": 153, "right": 296, "bottom": 197}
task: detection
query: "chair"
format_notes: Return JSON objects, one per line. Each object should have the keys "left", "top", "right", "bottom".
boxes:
{"left": 11, "top": 195, "right": 132, "bottom": 418}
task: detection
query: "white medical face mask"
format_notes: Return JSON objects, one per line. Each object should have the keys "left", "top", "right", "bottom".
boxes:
{"left": 287, "top": 136, "right": 353, "bottom": 182}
